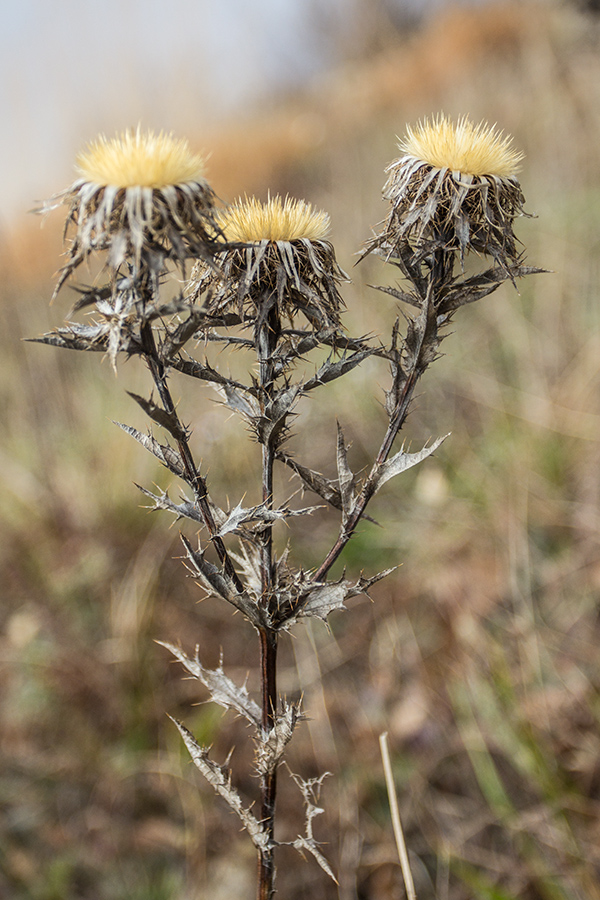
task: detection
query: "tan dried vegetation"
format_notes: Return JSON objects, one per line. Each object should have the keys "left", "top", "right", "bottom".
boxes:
{"left": 4, "top": 2, "right": 600, "bottom": 899}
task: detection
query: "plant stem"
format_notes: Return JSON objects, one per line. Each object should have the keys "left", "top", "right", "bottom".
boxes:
{"left": 258, "top": 628, "right": 278, "bottom": 900}
{"left": 313, "top": 368, "right": 418, "bottom": 581}
{"left": 256, "top": 298, "right": 281, "bottom": 900}
{"left": 139, "top": 320, "right": 243, "bottom": 592}
{"left": 313, "top": 244, "right": 452, "bottom": 582}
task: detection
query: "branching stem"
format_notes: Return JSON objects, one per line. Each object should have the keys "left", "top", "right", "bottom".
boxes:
{"left": 312, "top": 368, "right": 418, "bottom": 581}
{"left": 313, "top": 245, "right": 451, "bottom": 582}
{"left": 139, "top": 319, "right": 243, "bottom": 592}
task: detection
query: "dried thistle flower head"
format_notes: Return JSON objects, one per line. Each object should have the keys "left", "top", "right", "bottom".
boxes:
{"left": 43, "top": 127, "right": 217, "bottom": 297}
{"left": 374, "top": 114, "right": 527, "bottom": 267}
{"left": 190, "top": 195, "right": 347, "bottom": 330}
{"left": 75, "top": 129, "right": 207, "bottom": 188}
{"left": 399, "top": 115, "right": 523, "bottom": 178}
{"left": 217, "top": 195, "right": 331, "bottom": 243}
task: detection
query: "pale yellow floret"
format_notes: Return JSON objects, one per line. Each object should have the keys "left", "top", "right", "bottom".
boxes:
{"left": 76, "top": 127, "right": 206, "bottom": 188}
{"left": 216, "top": 195, "right": 330, "bottom": 243}
{"left": 399, "top": 115, "right": 523, "bottom": 178}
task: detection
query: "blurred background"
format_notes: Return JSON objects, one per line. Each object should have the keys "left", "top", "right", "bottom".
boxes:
{"left": 3, "top": 0, "right": 600, "bottom": 898}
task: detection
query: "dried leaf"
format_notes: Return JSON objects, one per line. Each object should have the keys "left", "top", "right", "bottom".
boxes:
{"left": 216, "top": 501, "right": 321, "bottom": 537}
{"left": 29, "top": 329, "right": 110, "bottom": 353}
{"left": 160, "top": 309, "right": 209, "bottom": 359}
{"left": 255, "top": 384, "right": 302, "bottom": 448}
{"left": 135, "top": 485, "right": 205, "bottom": 524}
{"left": 288, "top": 772, "right": 337, "bottom": 883}
{"left": 171, "top": 717, "right": 271, "bottom": 853}
{"left": 290, "top": 837, "right": 337, "bottom": 883}
{"left": 88, "top": 291, "right": 140, "bottom": 372}
{"left": 373, "top": 434, "right": 449, "bottom": 494}
{"left": 276, "top": 451, "right": 342, "bottom": 509}
{"left": 180, "top": 534, "right": 265, "bottom": 626}
{"left": 229, "top": 542, "right": 263, "bottom": 600}
{"left": 336, "top": 422, "right": 355, "bottom": 524}
{"left": 170, "top": 356, "right": 251, "bottom": 393}
{"left": 127, "top": 392, "right": 187, "bottom": 441}
{"left": 291, "top": 569, "right": 395, "bottom": 623}
{"left": 440, "top": 264, "right": 549, "bottom": 314}
{"left": 254, "top": 702, "right": 301, "bottom": 776}
{"left": 160, "top": 642, "right": 261, "bottom": 728}
{"left": 266, "top": 384, "right": 301, "bottom": 426}
{"left": 303, "top": 349, "right": 374, "bottom": 391}
{"left": 68, "top": 282, "right": 114, "bottom": 315}
{"left": 219, "top": 384, "right": 260, "bottom": 419}
{"left": 115, "top": 422, "right": 185, "bottom": 477}
{"left": 142, "top": 294, "right": 193, "bottom": 321}
{"left": 367, "top": 283, "right": 421, "bottom": 309}
{"left": 28, "top": 316, "right": 141, "bottom": 357}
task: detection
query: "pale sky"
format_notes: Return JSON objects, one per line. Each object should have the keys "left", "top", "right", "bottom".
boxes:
{"left": 0, "top": 0, "right": 358, "bottom": 225}
{"left": 0, "top": 0, "right": 488, "bottom": 227}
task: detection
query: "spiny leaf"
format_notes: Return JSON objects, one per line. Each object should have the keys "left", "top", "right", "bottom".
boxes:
{"left": 228, "top": 542, "right": 263, "bottom": 600}
{"left": 266, "top": 384, "right": 301, "bottom": 426}
{"left": 180, "top": 534, "right": 266, "bottom": 626}
{"left": 160, "top": 309, "right": 209, "bottom": 359}
{"left": 290, "top": 836, "right": 337, "bottom": 883}
{"left": 29, "top": 329, "right": 109, "bottom": 353}
{"left": 160, "top": 642, "right": 261, "bottom": 728}
{"left": 276, "top": 451, "right": 342, "bottom": 509}
{"left": 170, "top": 717, "right": 271, "bottom": 853}
{"left": 303, "top": 349, "right": 374, "bottom": 391}
{"left": 288, "top": 772, "right": 337, "bottom": 883}
{"left": 276, "top": 451, "right": 378, "bottom": 525}
{"left": 439, "top": 264, "right": 548, "bottom": 313}
{"left": 219, "top": 384, "right": 261, "bottom": 419}
{"left": 127, "top": 392, "right": 187, "bottom": 441}
{"left": 336, "top": 422, "right": 355, "bottom": 524}
{"left": 290, "top": 569, "right": 395, "bottom": 623}
{"left": 68, "top": 282, "right": 114, "bottom": 315}
{"left": 141, "top": 294, "right": 193, "bottom": 321}
{"left": 115, "top": 422, "right": 185, "bottom": 477}
{"left": 135, "top": 485, "right": 205, "bottom": 524}
{"left": 373, "top": 434, "right": 449, "bottom": 494}
{"left": 254, "top": 702, "right": 301, "bottom": 776}
{"left": 28, "top": 318, "right": 139, "bottom": 355}
{"left": 170, "top": 356, "right": 252, "bottom": 392}
{"left": 367, "top": 283, "right": 421, "bottom": 309}
{"left": 216, "top": 500, "right": 321, "bottom": 537}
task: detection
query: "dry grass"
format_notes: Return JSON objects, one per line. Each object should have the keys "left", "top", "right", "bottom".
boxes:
{"left": 3, "top": 2, "right": 600, "bottom": 898}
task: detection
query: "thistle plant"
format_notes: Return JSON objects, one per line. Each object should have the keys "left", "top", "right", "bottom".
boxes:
{"left": 35, "top": 117, "right": 540, "bottom": 899}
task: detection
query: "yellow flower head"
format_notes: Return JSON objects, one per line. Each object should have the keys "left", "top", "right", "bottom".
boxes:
{"left": 216, "top": 195, "right": 330, "bottom": 243}
{"left": 76, "top": 127, "right": 207, "bottom": 188}
{"left": 42, "top": 127, "right": 216, "bottom": 297}
{"left": 370, "top": 115, "right": 528, "bottom": 267}
{"left": 399, "top": 115, "right": 523, "bottom": 178}
{"left": 190, "top": 195, "right": 345, "bottom": 330}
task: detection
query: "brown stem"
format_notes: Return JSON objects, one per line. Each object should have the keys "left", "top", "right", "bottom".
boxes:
{"left": 256, "top": 298, "right": 281, "bottom": 900}
{"left": 139, "top": 320, "right": 243, "bottom": 592}
{"left": 261, "top": 444, "right": 275, "bottom": 592}
{"left": 257, "top": 627, "right": 278, "bottom": 900}
{"left": 256, "top": 299, "right": 280, "bottom": 601}
{"left": 312, "top": 368, "right": 418, "bottom": 582}
{"left": 313, "top": 244, "right": 452, "bottom": 583}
